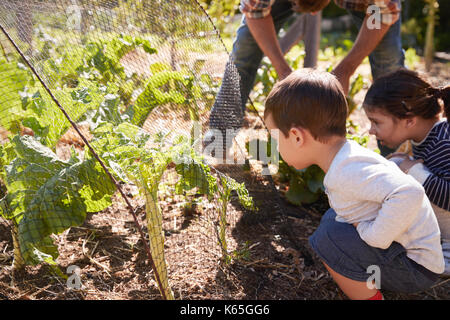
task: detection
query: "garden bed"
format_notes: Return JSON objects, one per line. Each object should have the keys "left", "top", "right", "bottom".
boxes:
{"left": 0, "top": 58, "right": 449, "bottom": 301}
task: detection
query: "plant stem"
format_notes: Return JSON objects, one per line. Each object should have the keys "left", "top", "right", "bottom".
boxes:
{"left": 219, "top": 198, "right": 228, "bottom": 261}
{"left": 12, "top": 223, "right": 24, "bottom": 270}
{"left": 142, "top": 183, "right": 174, "bottom": 300}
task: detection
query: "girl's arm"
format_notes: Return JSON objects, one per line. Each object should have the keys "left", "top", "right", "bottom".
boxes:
{"left": 388, "top": 149, "right": 450, "bottom": 212}
{"left": 408, "top": 162, "right": 450, "bottom": 212}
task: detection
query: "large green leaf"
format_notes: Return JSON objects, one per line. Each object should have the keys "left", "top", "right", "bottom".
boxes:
{"left": 285, "top": 176, "right": 320, "bottom": 206}
{"left": 0, "top": 58, "right": 34, "bottom": 132}
{"left": 220, "top": 175, "right": 256, "bottom": 211}
{"left": 0, "top": 57, "right": 72, "bottom": 147}
{"left": 5, "top": 135, "right": 116, "bottom": 265}
{"left": 175, "top": 161, "right": 216, "bottom": 197}
{"left": 127, "top": 71, "right": 187, "bottom": 126}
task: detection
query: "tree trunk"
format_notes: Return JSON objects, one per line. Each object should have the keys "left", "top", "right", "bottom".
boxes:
{"left": 424, "top": 0, "right": 437, "bottom": 71}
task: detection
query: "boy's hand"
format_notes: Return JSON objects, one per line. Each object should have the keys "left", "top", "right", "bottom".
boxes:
{"left": 387, "top": 152, "right": 424, "bottom": 174}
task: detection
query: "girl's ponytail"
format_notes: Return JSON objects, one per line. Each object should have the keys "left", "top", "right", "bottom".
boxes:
{"left": 363, "top": 69, "right": 448, "bottom": 122}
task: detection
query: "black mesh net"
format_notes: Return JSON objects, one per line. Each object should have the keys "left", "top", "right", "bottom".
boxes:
{"left": 0, "top": 0, "right": 291, "bottom": 299}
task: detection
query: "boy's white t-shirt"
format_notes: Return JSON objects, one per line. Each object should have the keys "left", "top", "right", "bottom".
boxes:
{"left": 324, "top": 140, "right": 445, "bottom": 274}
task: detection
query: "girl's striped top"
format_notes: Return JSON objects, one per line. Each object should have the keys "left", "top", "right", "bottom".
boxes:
{"left": 410, "top": 119, "right": 450, "bottom": 211}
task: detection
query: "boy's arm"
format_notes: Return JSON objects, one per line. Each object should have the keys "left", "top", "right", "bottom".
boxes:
{"left": 340, "top": 163, "right": 425, "bottom": 249}
{"left": 355, "top": 184, "right": 424, "bottom": 249}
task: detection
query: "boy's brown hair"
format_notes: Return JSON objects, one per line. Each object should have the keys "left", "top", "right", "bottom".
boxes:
{"left": 264, "top": 69, "right": 348, "bottom": 142}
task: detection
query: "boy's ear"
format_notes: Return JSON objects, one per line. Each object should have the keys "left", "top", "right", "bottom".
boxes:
{"left": 289, "top": 127, "right": 306, "bottom": 147}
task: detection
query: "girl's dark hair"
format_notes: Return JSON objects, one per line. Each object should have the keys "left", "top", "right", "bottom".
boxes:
{"left": 363, "top": 68, "right": 449, "bottom": 123}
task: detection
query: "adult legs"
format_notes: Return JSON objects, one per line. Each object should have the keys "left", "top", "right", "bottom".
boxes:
{"left": 208, "top": 0, "right": 295, "bottom": 131}
{"left": 232, "top": 0, "right": 295, "bottom": 114}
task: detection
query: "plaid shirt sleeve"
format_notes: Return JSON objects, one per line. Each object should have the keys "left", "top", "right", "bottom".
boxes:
{"left": 334, "top": 0, "right": 372, "bottom": 12}
{"left": 241, "top": 0, "right": 394, "bottom": 18}
{"left": 239, "top": 0, "right": 276, "bottom": 19}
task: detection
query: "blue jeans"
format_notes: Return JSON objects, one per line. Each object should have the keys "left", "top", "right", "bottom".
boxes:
{"left": 231, "top": 0, "right": 294, "bottom": 113}
{"left": 206, "top": 0, "right": 293, "bottom": 140}
{"left": 209, "top": 0, "right": 404, "bottom": 146}
{"left": 309, "top": 208, "right": 439, "bottom": 293}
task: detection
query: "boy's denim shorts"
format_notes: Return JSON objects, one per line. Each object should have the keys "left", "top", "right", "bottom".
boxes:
{"left": 308, "top": 209, "right": 440, "bottom": 294}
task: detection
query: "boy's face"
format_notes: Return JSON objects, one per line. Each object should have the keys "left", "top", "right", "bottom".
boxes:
{"left": 264, "top": 113, "right": 310, "bottom": 170}
{"left": 364, "top": 107, "right": 410, "bottom": 149}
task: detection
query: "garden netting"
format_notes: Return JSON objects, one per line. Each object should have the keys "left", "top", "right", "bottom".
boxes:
{"left": 0, "top": 0, "right": 304, "bottom": 299}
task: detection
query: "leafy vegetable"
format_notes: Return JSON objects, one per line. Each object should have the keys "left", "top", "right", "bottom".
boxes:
{"left": 0, "top": 29, "right": 252, "bottom": 300}
{"left": 89, "top": 122, "right": 256, "bottom": 291}
{"left": 126, "top": 71, "right": 187, "bottom": 126}
{"left": 3, "top": 135, "right": 116, "bottom": 267}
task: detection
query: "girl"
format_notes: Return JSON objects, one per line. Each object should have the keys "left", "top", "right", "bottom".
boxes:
{"left": 363, "top": 68, "right": 450, "bottom": 276}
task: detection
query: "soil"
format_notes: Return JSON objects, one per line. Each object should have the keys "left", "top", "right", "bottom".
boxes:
{"left": 0, "top": 59, "right": 449, "bottom": 301}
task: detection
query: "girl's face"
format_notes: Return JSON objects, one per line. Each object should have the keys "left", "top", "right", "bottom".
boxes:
{"left": 364, "top": 107, "right": 411, "bottom": 149}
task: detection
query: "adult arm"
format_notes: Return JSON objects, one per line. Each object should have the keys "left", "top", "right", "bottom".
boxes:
{"left": 245, "top": 14, "right": 292, "bottom": 80}
{"left": 333, "top": 1, "right": 400, "bottom": 94}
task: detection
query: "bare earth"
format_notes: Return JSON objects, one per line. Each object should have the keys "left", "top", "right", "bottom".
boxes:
{"left": 0, "top": 58, "right": 449, "bottom": 301}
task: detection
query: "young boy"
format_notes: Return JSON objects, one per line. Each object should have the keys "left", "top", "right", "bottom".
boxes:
{"left": 264, "top": 69, "right": 445, "bottom": 300}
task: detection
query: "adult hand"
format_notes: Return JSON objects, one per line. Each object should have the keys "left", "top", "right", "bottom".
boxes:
{"left": 275, "top": 63, "right": 292, "bottom": 81}
{"left": 376, "top": 0, "right": 401, "bottom": 27}
{"left": 246, "top": 14, "right": 292, "bottom": 81}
